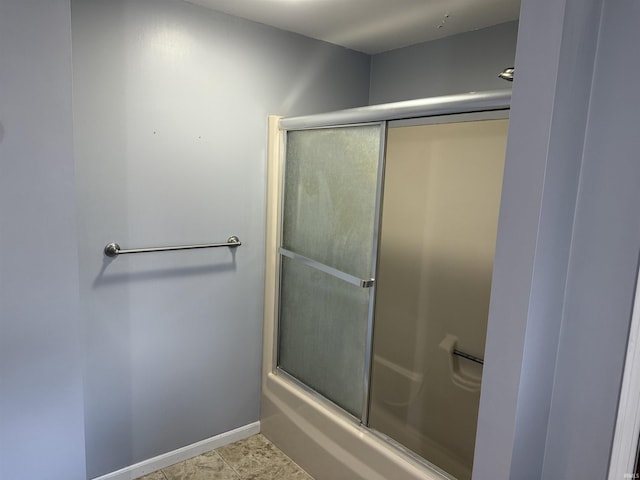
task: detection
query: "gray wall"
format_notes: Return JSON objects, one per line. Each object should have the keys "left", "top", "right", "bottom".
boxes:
{"left": 475, "top": 0, "right": 640, "bottom": 478}
{"left": 0, "top": 1, "right": 87, "bottom": 479}
{"left": 540, "top": 0, "right": 640, "bottom": 476}
{"left": 2, "top": 1, "right": 636, "bottom": 479}
{"left": 71, "top": 0, "right": 370, "bottom": 477}
{"left": 369, "top": 21, "right": 519, "bottom": 104}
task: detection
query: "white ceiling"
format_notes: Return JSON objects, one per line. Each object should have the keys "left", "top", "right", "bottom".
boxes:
{"left": 185, "top": 0, "right": 520, "bottom": 54}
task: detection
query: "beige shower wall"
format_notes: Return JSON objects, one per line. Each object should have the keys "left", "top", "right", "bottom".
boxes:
{"left": 369, "top": 118, "right": 508, "bottom": 479}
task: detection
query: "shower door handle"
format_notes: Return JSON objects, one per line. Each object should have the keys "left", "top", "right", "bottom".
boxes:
{"left": 279, "top": 248, "right": 375, "bottom": 288}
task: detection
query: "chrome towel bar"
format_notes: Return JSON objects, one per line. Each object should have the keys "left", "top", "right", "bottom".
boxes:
{"left": 103, "top": 236, "right": 241, "bottom": 258}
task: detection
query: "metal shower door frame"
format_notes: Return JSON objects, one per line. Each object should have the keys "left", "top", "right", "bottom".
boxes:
{"left": 275, "top": 121, "right": 386, "bottom": 423}
{"left": 272, "top": 89, "right": 512, "bottom": 427}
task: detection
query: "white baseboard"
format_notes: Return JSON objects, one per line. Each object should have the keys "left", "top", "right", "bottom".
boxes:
{"left": 93, "top": 421, "right": 260, "bottom": 480}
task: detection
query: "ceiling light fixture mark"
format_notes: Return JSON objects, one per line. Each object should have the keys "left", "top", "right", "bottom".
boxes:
{"left": 437, "top": 12, "right": 450, "bottom": 30}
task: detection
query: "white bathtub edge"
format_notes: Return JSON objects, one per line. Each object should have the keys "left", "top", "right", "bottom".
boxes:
{"left": 262, "top": 372, "right": 450, "bottom": 480}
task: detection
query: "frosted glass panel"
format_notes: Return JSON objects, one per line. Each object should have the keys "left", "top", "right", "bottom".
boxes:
{"left": 278, "top": 257, "right": 370, "bottom": 418}
{"left": 283, "top": 125, "right": 381, "bottom": 279}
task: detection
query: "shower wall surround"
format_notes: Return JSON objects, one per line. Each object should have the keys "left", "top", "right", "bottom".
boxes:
{"left": 71, "top": 0, "right": 369, "bottom": 477}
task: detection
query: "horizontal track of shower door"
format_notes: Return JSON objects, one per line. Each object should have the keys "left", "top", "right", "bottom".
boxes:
{"left": 277, "top": 123, "right": 386, "bottom": 421}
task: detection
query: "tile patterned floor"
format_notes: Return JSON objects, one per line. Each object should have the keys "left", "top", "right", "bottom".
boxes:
{"left": 137, "top": 434, "right": 314, "bottom": 480}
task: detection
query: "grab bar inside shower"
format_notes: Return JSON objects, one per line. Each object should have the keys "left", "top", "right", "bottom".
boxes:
{"left": 103, "top": 236, "right": 241, "bottom": 258}
{"left": 452, "top": 349, "right": 484, "bottom": 366}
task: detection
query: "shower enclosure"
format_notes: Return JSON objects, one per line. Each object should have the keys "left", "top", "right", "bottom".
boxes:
{"left": 261, "top": 91, "right": 511, "bottom": 480}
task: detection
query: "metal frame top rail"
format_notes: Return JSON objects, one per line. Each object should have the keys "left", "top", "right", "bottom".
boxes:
{"left": 103, "top": 236, "right": 241, "bottom": 258}
{"left": 279, "top": 89, "right": 511, "bottom": 130}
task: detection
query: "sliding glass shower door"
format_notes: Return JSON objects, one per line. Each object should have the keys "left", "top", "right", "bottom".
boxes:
{"left": 277, "top": 124, "right": 384, "bottom": 418}
{"left": 368, "top": 117, "right": 508, "bottom": 479}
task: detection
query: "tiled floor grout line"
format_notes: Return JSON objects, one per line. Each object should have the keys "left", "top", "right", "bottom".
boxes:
{"left": 137, "top": 433, "right": 313, "bottom": 480}
{"left": 277, "top": 451, "right": 311, "bottom": 479}
{"left": 216, "top": 450, "right": 244, "bottom": 479}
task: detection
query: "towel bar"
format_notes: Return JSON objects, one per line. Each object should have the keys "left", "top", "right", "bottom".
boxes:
{"left": 103, "top": 236, "right": 241, "bottom": 258}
